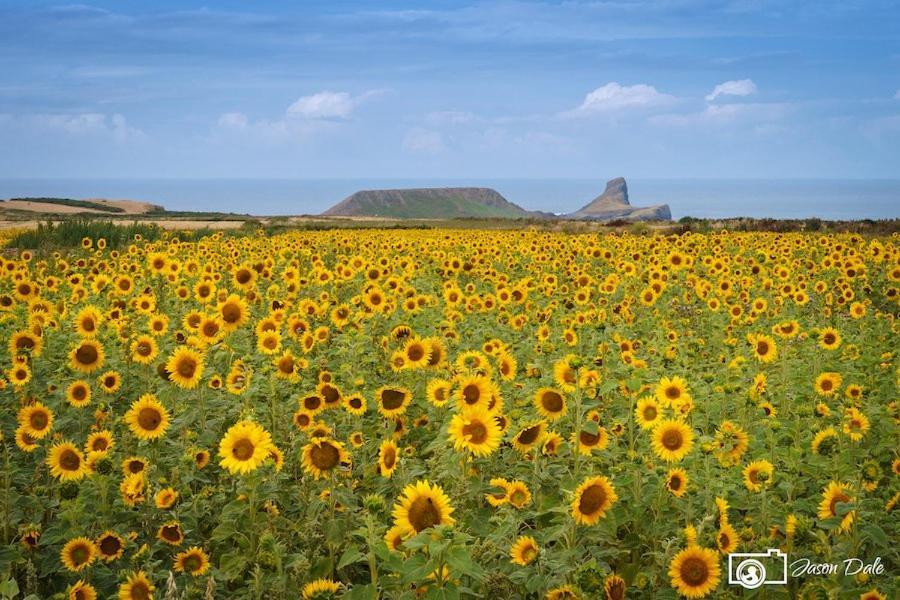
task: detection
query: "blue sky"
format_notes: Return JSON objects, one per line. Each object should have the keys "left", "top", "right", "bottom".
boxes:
{"left": 0, "top": 0, "right": 898, "bottom": 179}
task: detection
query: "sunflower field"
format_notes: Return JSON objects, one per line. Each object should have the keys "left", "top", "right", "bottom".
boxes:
{"left": 0, "top": 228, "right": 898, "bottom": 599}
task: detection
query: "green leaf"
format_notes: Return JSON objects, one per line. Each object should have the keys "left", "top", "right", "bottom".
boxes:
{"left": 581, "top": 419, "right": 599, "bottom": 436}
{"left": 337, "top": 546, "right": 365, "bottom": 570}
{"left": 445, "top": 547, "right": 485, "bottom": 582}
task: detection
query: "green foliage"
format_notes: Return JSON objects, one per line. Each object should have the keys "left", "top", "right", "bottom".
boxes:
{"left": 6, "top": 220, "right": 163, "bottom": 251}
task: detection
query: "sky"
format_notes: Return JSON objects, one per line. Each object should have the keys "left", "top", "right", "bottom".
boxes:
{"left": 0, "top": 0, "right": 899, "bottom": 180}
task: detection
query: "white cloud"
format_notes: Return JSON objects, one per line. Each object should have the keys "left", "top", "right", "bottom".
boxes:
{"left": 706, "top": 79, "right": 757, "bottom": 102}
{"left": 402, "top": 128, "right": 445, "bottom": 154}
{"left": 11, "top": 112, "right": 144, "bottom": 142}
{"left": 562, "top": 82, "right": 673, "bottom": 117}
{"left": 287, "top": 89, "right": 384, "bottom": 120}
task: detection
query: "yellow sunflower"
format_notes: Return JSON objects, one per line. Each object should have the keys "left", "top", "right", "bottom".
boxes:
{"left": 301, "top": 437, "right": 351, "bottom": 479}
{"left": 818, "top": 327, "right": 842, "bottom": 350}
{"left": 129, "top": 334, "right": 158, "bottom": 365}
{"left": 814, "top": 371, "right": 842, "bottom": 397}
{"left": 95, "top": 530, "right": 125, "bottom": 562}
{"left": 378, "top": 439, "right": 400, "bottom": 478}
{"left": 67, "top": 580, "right": 97, "bottom": 600}
{"left": 571, "top": 475, "right": 618, "bottom": 525}
{"left": 69, "top": 340, "right": 105, "bottom": 373}
{"left": 17, "top": 402, "right": 53, "bottom": 439}
{"left": 66, "top": 380, "right": 92, "bottom": 408}
{"left": 218, "top": 420, "right": 275, "bottom": 475}
{"left": 509, "top": 535, "right": 539, "bottom": 566}
{"left": 60, "top": 537, "right": 96, "bottom": 572}
{"left": 124, "top": 394, "right": 170, "bottom": 441}
{"left": 448, "top": 405, "right": 503, "bottom": 456}
{"left": 47, "top": 442, "right": 89, "bottom": 481}
{"left": 301, "top": 579, "right": 342, "bottom": 600}
{"left": 742, "top": 460, "right": 774, "bottom": 492}
{"left": 511, "top": 421, "right": 546, "bottom": 454}
{"left": 534, "top": 387, "right": 567, "bottom": 421}
{"left": 817, "top": 481, "right": 855, "bottom": 533}
{"left": 165, "top": 347, "right": 204, "bottom": 389}
{"left": 669, "top": 546, "right": 720, "bottom": 598}
{"left": 656, "top": 376, "right": 690, "bottom": 407}
{"left": 635, "top": 396, "right": 661, "bottom": 429}
{"left": 375, "top": 386, "right": 412, "bottom": 418}
{"left": 173, "top": 546, "right": 210, "bottom": 576}
{"left": 665, "top": 468, "right": 689, "bottom": 498}
{"left": 651, "top": 420, "right": 694, "bottom": 462}
{"left": 392, "top": 480, "right": 455, "bottom": 535}
{"left": 118, "top": 571, "right": 155, "bottom": 600}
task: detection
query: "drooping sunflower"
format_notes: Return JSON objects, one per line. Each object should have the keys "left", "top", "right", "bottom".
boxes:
{"left": 60, "top": 537, "right": 96, "bottom": 572}
{"left": 301, "top": 578, "right": 342, "bottom": 600}
{"left": 301, "top": 437, "right": 351, "bottom": 480}
{"left": 668, "top": 546, "right": 721, "bottom": 598}
{"left": 95, "top": 530, "right": 125, "bottom": 562}
{"left": 635, "top": 396, "right": 661, "bottom": 429}
{"left": 69, "top": 340, "right": 105, "bottom": 373}
{"left": 509, "top": 535, "right": 539, "bottom": 566}
{"left": 571, "top": 475, "right": 618, "bottom": 525}
{"left": 511, "top": 421, "right": 546, "bottom": 454}
{"left": 47, "top": 442, "right": 89, "bottom": 481}
{"left": 173, "top": 546, "right": 210, "bottom": 576}
{"left": 651, "top": 420, "right": 694, "bottom": 462}
{"left": 124, "top": 394, "right": 170, "bottom": 441}
{"left": 67, "top": 579, "right": 97, "bottom": 600}
{"left": 392, "top": 480, "right": 455, "bottom": 535}
{"left": 378, "top": 439, "right": 400, "bottom": 478}
{"left": 165, "top": 347, "right": 204, "bottom": 389}
{"left": 218, "top": 420, "right": 275, "bottom": 475}
{"left": 448, "top": 406, "right": 503, "bottom": 457}
{"left": 15, "top": 427, "right": 38, "bottom": 453}
{"left": 842, "top": 407, "right": 870, "bottom": 441}
{"left": 817, "top": 481, "right": 855, "bottom": 532}
{"left": 118, "top": 570, "right": 155, "bottom": 600}
{"left": 375, "top": 386, "right": 412, "bottom": 418}
{"left": 485, "top": 477, "right": 511, "bottom": 507}
{"left": 534, "top": 388, "right": 567, "bottom": 421}
{"left": 545, "top": 585, "right": 580, "bottom": 600}
{"left": 17, "top": 402, "right": 53, "bottom": 439}
{"left": 665, "top": 468, "right": 689, "bottom": 498}
{"left": 742, "top": 460, "right": 774, "bottom": 492}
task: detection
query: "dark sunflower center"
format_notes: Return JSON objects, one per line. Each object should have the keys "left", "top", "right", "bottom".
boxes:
{"left": 184, "top": 554, "right": 202, "bottom": 572}
{"left": 579, "top": 430, "right": 600, "bottom": 445}
{"left": 161, "top": 526, "right": 181, "bottom": 542}
{"left": 131, "top": 582, "right": 150, "bottom": 600}
{"left": 232, "top": 438, "right": 255, "bottom": 461}
{"left": 321, "top": 385, "right": 339, "bottom": 404}
{"left": 73, "top": 386, "right": 87, "bottom": 400}
{"left": 310, "top": 443, "right": 339, "bottom": 470}
{"left": 643, "top": 406, "right": 658, "bottom": 420}
{"left": 407, "top": 496, "right": 441, "bottom": 532}
{"left": 669, "top": 476, "right": 682, "bottom": 490}
{"left": 176, "top": 357, "right": 197, "bottom": 377}
{"left": 303, "top": 396, "right": 321, "bottom": 410}
{"left": 578, "top": 484, "right": 607, "bottom": 514}
{"left": 381, "top": 389, "right": 406, "bottom": 410}
{"left": 71, "top": 544, "right": 90, "bottom": 564}
{"left": 517, "top": 426, "right": 540, "bottom": 445}
{"left": 665, "top": 386, "right": 680, "bottom": 400}
{"left": 662, "top": 429, "right": 683, "bottom": 450}
{"left": 541, "top": 391, "right": 563, "bottom": 412}
{"left": 30, "top": 411, "right": 48, "bottom": 429}
{"left": 462, "top": 384, "right": 481, "bottom": 405}
{"left": 462, "top": 421, "right": 488, "bottom": 444}
{"left": 60, "top": 449, "right": 81, "bottom": 471}
{"left": 382, "top": 447, "right": 396, "bottom": 468}
{"left": 680, "top": 556, "right": 709, "bottom": 586}
{"left": 756, "top": 341, "right": 769, "bottom": 355}
{"left": 99, "top": 536, "right": 121, "bottom": 555}
{"left": 222, "top": 303, "right": 241, "bottom": 323}
{"left": 824, "top": 333, "right": 835, "bottom": 345}
{"left": 407, "top": 344, "right": 425, "bottom": 361}
{"left": 76, "top": 344, "right": 98, "bottom": 364}
{"left": 829, "top": 492, "right": 850, "bottom": 516}
{"left": 138, "top": 408, "right": 162, "bottom": 430}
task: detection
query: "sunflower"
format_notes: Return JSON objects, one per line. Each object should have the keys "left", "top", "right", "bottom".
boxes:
{"left": 576, "top": 425, "right": 609, "bottom": 456}
{"left": 15, "top": 427, "right": 38, "bottom": 452}
{"left": 155, "top": 487, "right": 178, "bottom": 509}
{"left": 157, "top": 521, "right": 184, "bottom": 546}
{"left": 8, "top": 330, "right": 42, "bottom": 357}
{"left": 426, "top": 379, "right": 451, "bottom": 407}
{"left": 66, "top": 380, "right": 92, "bottom": 408}
{"left": 534, "top": 387, "right": 567, "bottom": 421}
{"left": 818, "top": 481, "right": 855, "bottom": 533}
{"left": 656, "top": 376, "right": 689, "bottom": 407}
{"left": 669, "top": 546, "right": 721, "bottom": 598}
{"left": 301, "top": 579, "right": 342, "bottom": 600}
{"left": 742, "top": 460, "right": 774, "bottom": 492}
{"left": 392, "top": 480, "right": 455, "bottom": 535}
{"left": 218, "top": 294, "right": 249, "bottom": 331}
{"left": 98, "top": 370, "right": 122, "bottom": 394}
{"left": 748, "top": 333, "right": 778, "bottom": 363}
{"left": 173, "top": 546, "right": 210, "bottom": 576}
{"left": 124, "top": 394, "right": 170, "bottom": 441}
{"left": 571, "top": 475, "right": 618, "bottom": 525}
{"left": 193, "top": 449, "right": 210, "bottom": 469}
{"left": 402, "top": 337, "right": 432, "bottom": 368}
{"left": 665, "top": 468, "right": 689, "bottom": 498}
{"left": 814, "top": 372, "right": 842, "bottom": 397}
{"left": 17, "top": 402, "right": 53, "bottom": 439}
{"left": 118, "top": 571, "right": 155, "bottom": 600}
{"left": 604, "top": 574, "right": 626, "bottom": 600}
{"left": 122, "top": 456, "right": 148, "bottom": 476}
{"left": 378, "top": 440, "right": 400, "bottom": 478}
{"left": 129, "top": 335, "right": 158, "bottom": 364}
{"left": 818, "top": 327, "right": 842, "bottom": 350}
{"left": 716, "top": 522, "right": 738, "bottom": 554}
{"left": 301, "top": 437, "right": 351, "bottom": 480}
{"left": 165, "top": 347, "right": 204, "bottom": 389}
{"left": 375, "top": 386, "right": 412, "bottom": 418}
{"left": 485, "top": 478, "right": 511, "bottom": 507}
{"left": 85, "top": 430, "right": 114, "bottom": 455}
{"left": 552, "top": 356, "right": 578, "bottom": 392}
{"left": 67, "top": 580, "right": 97, "bottom": 600}
{"left": 545, "top": 585, "right": 580, "bottom": 600}
{"left": 74, "top": 306, "right": 102, "bottom": 337}
{"left": 454, "top": 375, "right": 495, "bottom": 411}
{"left": 69, "top": 340, "right": 105, "bottom": 373}
{"left": 8, "top": 363, "right": 31, "bottom": 387}
{"left": 506, "top": 481, "right": 532, "bottom": 509}
{"left": 60, "top": 537, "right": 96, "bottom": 572}
{"left": 343, "top": 393, "right": 366, "bottom": 416}
{"left": 47, "top": 442, "right": 89, "bottom": 481}
{"left": 448, "top": 406, "right": 502, "bottom": 456}
{"left": 842, "top": 407, "right": 870, "bottom": 441}
{"left": 95, "top": 530, "right": 125, "bottom": 562}
{"left": 511, "top": 421, "right": 546, "bottom": 454}
{"left": 384, "top": 525, "right": 408, "bottom": 552}
{"left": 218, "top": 420, "right": 275, "bottom": 475}
{"left": 509, "top": 535, "right": 539, "bottom": 566}
{"left": 651, "top": 420, "right": 694, "bottom": 462}
{"left": 635, "top": 396, "right": 661, "bottom": 429}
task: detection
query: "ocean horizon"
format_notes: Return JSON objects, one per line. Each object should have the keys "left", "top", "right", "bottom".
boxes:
{"left": 1, "top": 178, "right": 898, "bottom": 221}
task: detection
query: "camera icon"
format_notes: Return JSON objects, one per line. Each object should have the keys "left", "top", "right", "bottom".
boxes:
{"left": 728, "top": 549, "right": 788, "bottom": 589}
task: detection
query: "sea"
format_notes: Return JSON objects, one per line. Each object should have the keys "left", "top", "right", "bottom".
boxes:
{"left": 0, "top": 179, "right": 898, "bottom": 220}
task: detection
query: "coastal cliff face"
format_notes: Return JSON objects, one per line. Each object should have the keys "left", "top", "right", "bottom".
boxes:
{"left": 322, "top": 187, "right": 548, "bottom": 219}
{"left": 568, "top": 177, "right": 671, "bottom": 221}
